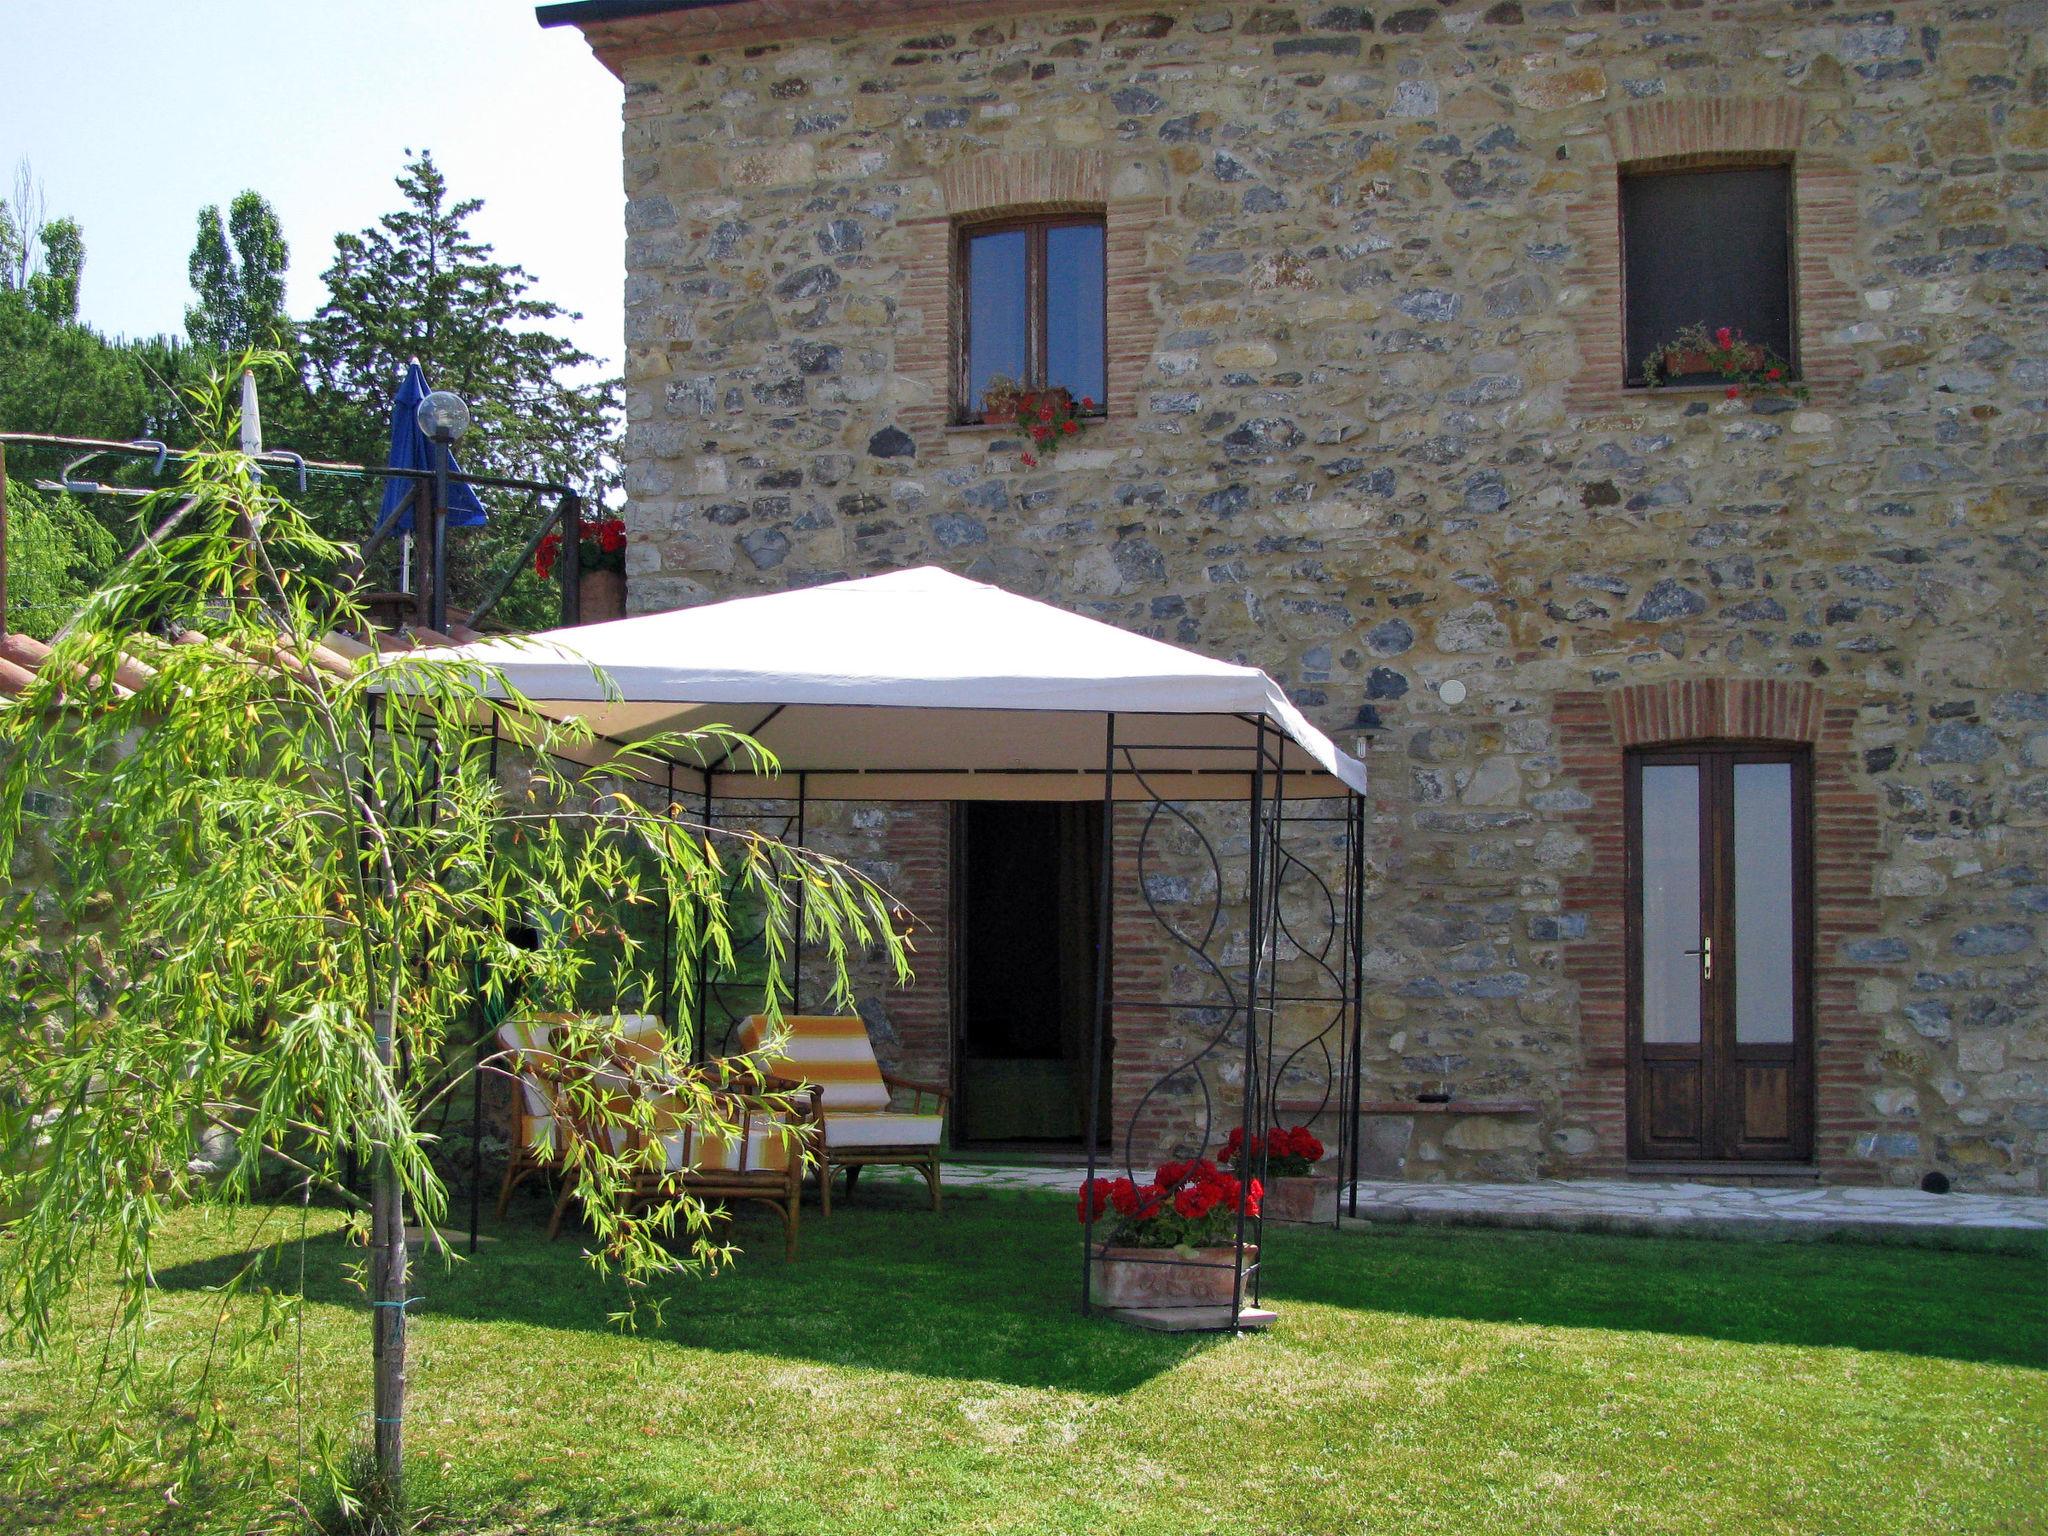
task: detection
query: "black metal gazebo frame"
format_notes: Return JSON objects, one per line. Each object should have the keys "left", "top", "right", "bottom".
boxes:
{"left": 460, "top": 701, "right": 1368, "bottom": 1333}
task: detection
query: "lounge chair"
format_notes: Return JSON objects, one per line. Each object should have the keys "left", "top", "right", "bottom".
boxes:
{"left": 602, "top": 1017, "right": 807, "bottom": 1260}
{"left": 502, "top": 1013, "right": 807, "bottom": 1260}
{"left": 493, "top": 1013, "right": 579, "bottom": 1219}
{"left": 736, "top": 1014, "right": 948, "bottom": 1215}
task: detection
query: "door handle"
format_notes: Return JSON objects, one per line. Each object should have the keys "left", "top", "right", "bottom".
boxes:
{"left": 1682, "top": 935, "right": 1713, "bottom": 980}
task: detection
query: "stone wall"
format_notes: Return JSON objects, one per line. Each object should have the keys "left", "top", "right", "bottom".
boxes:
{"left": 580, "top": 0, "right": 2047, "bottom": 1189}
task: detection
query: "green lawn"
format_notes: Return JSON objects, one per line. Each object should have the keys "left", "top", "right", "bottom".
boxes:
{"left": 3, "top": 1182, "right": 2044, "bottom": 1535}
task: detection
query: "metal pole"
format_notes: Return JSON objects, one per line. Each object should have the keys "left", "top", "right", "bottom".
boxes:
{"left": 428, "top": 437, "right": 451, "bottom": 634}
{"left": 1233, "top": 720, "right": 1267, "bottom": 1328}
{"left": 370, "top": 1004, "right": 408, "bottom": 1503}
{"left": 469, "top": 722, "right": 500, "bottom": 1255}
{"left": 558, "top": 491, "right": 583, "bottom": 626}
{"left": 1347, "top": 793, "right": 1366, "bottom": 1219}
{"left": 792, "top": 772, "right": 808, "bottom": 1010}
{"left": 1080, "top": 712, "right": 1116, "bottom": 1315}
{"left": 660, "top": 762, "right": 676, "bottom": 1039}
{"left": 693, "top": 772, "right": 712, "bottom": 1061}
{"left": 1253, "top": 739, "right": 1284, "bottom": 1297}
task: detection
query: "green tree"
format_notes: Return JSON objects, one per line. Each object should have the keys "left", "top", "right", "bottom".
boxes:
{"left": 25, "top": 216, "right": 83, "bottom": 323}
{"left": 1, "top": 161, "right": 83, "bottom": 319}
{"left": 0, "top": 286, "right": 199, "bottom": 456}
{"left": 293, "top": 150, "right": 618, "bottom": 628}
{"left": 303, "top": 150, "right": 617, "bottom": 492}
{"left": 0, "top": 203, "right": 19, "bottom": 295}
{"left": 0, "top": 355, "right": 903, "bottom": 1524}
{"left": 0, "top": 481, "right": 119, "bottom": 638}
{"left": 0, "top": 159, "right": 45, "bottom": 292}
{"left": 185, "top": 191, "right": 290, "bottom": 352}
{"left": 0, "top": 158, "right": 194, "bottom": 451}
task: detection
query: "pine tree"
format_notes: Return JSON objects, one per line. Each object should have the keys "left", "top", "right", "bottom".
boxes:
{"left": 302, "top": 150, "right": 617, "bottom": 493}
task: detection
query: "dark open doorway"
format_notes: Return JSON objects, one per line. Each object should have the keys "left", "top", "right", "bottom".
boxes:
{"left": 954, "top": 801, "right": 1107, "bottom": 1146}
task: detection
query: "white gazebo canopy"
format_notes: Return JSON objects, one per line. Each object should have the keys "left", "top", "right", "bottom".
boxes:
{"left": 410, "top": 566, "right": 1367, "bottom": 803}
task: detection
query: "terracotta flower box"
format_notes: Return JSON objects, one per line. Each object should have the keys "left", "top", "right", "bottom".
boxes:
{"left": 1262, "top": 1170, "right": 1339, "bottom": 1225}
{"left": 1658, "top": 343, "right": 1765, "bottom": 380}
{"left": 579, "top": 568, "right": 626, "bottom": 624}
{"left": 1090, "top": 1241, "right": 1258, "bottom": 1309}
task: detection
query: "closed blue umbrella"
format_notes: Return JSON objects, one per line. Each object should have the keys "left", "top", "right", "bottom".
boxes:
{"left": 377, "top": 359, "right": 487, "bottom": 533}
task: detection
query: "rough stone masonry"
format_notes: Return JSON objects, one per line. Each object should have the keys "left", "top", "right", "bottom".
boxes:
{"left": 553, "top": 0, "right": 2048, "bottom": 1190}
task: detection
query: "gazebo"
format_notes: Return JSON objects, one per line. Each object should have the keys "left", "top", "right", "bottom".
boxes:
{"left": 425, "top": 566, "right": 1369, "bottom": 1328}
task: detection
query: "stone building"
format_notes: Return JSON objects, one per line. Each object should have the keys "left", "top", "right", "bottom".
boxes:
{"left": 537, "top": 0, "right": 2048, "bottom": 1191}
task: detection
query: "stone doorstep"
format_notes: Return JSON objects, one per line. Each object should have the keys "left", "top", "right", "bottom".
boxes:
{"left": 1101, "top": 1304, "right": 1277, "bottom": 1334}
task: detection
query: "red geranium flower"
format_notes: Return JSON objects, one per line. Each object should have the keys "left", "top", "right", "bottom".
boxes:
{"left": 1765, "top": 367, "right": 1782, "bottom": 381}
{"left": 1726, "top": 385, "right": 1741, "bottom": 399}
{"left": 1020, "top": 451, "right": 1037, "bottom": 468}
{"left": 1076, "top": 1178, "right": 1112, "bottom": 1223}
{"left": 1062, "top": 420, "right": 1077, "bottom": 434}
{"left": 1714, "top": 326, "right": 1734, "bottom": 348}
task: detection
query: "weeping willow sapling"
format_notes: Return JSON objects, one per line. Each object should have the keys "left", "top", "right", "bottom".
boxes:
{"left": 0, "top": 353, "right": 908, "bottom": 1521}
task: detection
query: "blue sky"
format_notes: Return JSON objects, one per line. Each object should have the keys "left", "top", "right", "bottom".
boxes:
{"left": 0, "top": 0, "right": 624, "bottom": 368}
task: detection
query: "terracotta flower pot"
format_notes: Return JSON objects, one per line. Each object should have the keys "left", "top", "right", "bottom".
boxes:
{"left": 578, "top": 568, "right": 626, "bottom": 624}
{"left": 1263, "top": 1171, "right": 1339, "bottom": 1225}
{"left": 1658, "top": 344, "right": 1763, "bottom": 381}
{"left": 1090, "top": 1241, "right": 1257, "bottom": 1309}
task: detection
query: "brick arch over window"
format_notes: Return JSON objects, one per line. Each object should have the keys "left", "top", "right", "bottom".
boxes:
{"left": 1550, "top": 679, "right": 1887, "bottom": 1180}
{"left": 897, "top": 149, "right": 1166, "bottom": 443}
{"left": 1565, "top": 98, "right": 1859, "bottom": 416}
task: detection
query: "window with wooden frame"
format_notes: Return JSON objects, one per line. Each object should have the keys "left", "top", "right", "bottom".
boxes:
{"left": 1621, "top": 162, "right": 1796, "bottom": 388}
{"left": 955, "top": 213, "right": 1107, "bottom": 424}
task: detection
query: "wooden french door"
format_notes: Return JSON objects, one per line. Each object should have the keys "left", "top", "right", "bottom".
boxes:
{"left": 1626, "top": 747, "right": 1815, "bottom": 1163}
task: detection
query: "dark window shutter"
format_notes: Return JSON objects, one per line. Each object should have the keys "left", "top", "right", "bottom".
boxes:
{"left": 1622, "top": 165, "right": 1794, "bottom": 386}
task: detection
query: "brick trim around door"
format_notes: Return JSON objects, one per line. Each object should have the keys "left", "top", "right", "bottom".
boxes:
{"left": 1552, "top": 678, "right": 1887, "bottom": 1180}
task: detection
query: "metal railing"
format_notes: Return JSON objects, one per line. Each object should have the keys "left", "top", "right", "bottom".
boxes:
{"left": 0, "top": 432, "right": 590, "bottom": 637}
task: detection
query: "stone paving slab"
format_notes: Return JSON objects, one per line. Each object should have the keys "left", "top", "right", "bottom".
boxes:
{"left": 897, "top": 1164, "right": 2048, "bottom": 1250}
{"left": 1341, "top": 1177, "right": 2048, "bottom": 1250}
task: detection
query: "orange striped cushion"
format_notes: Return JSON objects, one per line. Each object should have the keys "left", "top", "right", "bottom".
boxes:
{"left": 736, "top": 1015, "right": 891, "bottom": 1113}
{"left": 649, "top": 1096, "right": 795, "bottom": 1174}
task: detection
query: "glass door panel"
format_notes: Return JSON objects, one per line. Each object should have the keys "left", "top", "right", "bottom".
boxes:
{"left": 1732, "top": 761, "right": 1797, "bottom": 1045}
{"left": 1640, "top": 763, "right": 1703, "bottom": 1046}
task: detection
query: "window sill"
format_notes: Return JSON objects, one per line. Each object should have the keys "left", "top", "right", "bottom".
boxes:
{"left": 1622, "top": 382, "right": 1805, "bottom": 396}
{"left": 945, "top": 418, "right": 1114, "bottom": 435}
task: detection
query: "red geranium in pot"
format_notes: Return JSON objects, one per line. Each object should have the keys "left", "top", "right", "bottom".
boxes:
{"left": 1218, "top": 1123, "right": 1336, "bottom": 1224}
{"left": 1079, "top": 1157, "right": 1262, "bottom": 1309}
{"left": 535, "top": 512, "right": 629, "bottom": 622}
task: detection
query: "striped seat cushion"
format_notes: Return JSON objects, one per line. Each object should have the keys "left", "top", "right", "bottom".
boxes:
{"left": 650, "top": 1097, "right": 797, "bottom": 1174}
{"left": 498, "top": 1019, "right": 559, "bottom": 1153}
{"left": 736, "top": 1014, "right": 891, "bottom": 1114}
{"left": 502, "top": 1013, "right": 664, "bottom": 1154}
{"left": 821, "top": 1111, "right": 945, "bottom": 1150}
